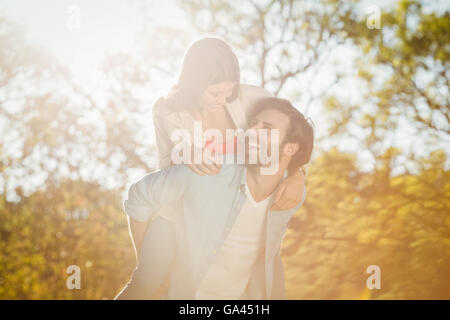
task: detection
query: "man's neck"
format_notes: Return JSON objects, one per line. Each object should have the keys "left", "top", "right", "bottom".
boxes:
{"left": 246, "top": 163, "right": 287, "bottom": 203}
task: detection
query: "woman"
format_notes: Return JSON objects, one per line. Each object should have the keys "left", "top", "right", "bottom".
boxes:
{"left": 116, "top": 37, "right": 307, "bottom": 299}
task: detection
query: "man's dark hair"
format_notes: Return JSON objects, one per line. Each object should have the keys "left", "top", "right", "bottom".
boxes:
{"left": 249, "top": 97, "right": 314, "bottom": 174}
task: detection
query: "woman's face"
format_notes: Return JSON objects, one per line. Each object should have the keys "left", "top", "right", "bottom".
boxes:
{"left": 200, "top": 81, "right": 237, "bottom": 111}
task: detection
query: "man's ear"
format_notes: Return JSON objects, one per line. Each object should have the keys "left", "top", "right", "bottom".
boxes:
{"left": 283, "top": 142, "right": 300, "bottom": 157}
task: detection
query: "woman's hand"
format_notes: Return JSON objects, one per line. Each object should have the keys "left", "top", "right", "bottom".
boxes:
{"left": 185, "top": 143, "right": 223, "bottom": 176}
{"left": 270, "top": 169, "right": 305, "bottom": 211}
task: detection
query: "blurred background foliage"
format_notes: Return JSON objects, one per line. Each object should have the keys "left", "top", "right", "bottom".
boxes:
{"left": 0, "top": 0, "right": 448, "bottom": 299}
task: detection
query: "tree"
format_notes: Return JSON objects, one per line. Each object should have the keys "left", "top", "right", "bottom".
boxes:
{"left": 0, "top": 179, "right": 134, "bottom": 299}
{"left": 179, "top": 0, "right": 360, "bottom": 108}
{"left": 1, "top": 0, "right": 448, "bottom": 299}
{"left": 325, "top": 0, "right": 449, "bottom": 163}
{"left": 0, "top": 14, "right": 190, "bottom": 199}
{"left": 282, "top": 148, "right": 450, "bottom": 299}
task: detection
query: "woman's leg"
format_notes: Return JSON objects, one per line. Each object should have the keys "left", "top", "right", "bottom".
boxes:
{"left": 115, "top": 215, "right": 176, "bottom": 299}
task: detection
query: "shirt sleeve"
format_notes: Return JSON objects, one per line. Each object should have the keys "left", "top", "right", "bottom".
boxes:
{"left": 153, "top": 102, "right": 174, "bottom": 170}
{"left": 123, "top": 165, "right": 193, "bottom": 222}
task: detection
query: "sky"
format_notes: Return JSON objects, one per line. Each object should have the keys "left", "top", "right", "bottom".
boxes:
{"left": 1, "top": 0, "right": 447, "bottom": 82}
{"left": 0, "top": 0, "right": 189, "bottom": 91}
{"left": 0, "top": 0, "right": 399, "bottom": 91}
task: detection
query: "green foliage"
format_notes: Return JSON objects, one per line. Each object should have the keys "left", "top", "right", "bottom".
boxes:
{"left": 1, "top": 149, "right": 448, "bottom": 299}
{"left": 339, "top": 0, "right": 449, "bottom": 139}
{"left": 0, "top": 0, "right": 448, "bottom": 299}
{"left": 0, "top": 180, "right": 135, "bottom": 299}
{"left": 283, "top": 149, "right": 450, "bottom": 299}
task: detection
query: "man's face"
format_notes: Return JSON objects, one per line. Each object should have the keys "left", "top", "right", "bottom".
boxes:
{"left": 244, "top": 108, "right": 290, "bottom": 166}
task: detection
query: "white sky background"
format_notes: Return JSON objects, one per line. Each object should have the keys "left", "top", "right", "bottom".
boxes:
{"left": 0, "top": 0, "right": 448, "bottom": 196}
{"left": 0, "top": 0, "right": 182, "bottom": 88}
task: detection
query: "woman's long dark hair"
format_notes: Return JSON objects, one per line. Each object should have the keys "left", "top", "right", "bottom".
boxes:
{"left": 165, "top": 37, "right": 240, "bottom": 111}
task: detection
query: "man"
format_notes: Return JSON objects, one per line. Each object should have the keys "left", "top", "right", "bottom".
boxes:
{"left": 116, "top": 97, "right": 314, "bottom": 299}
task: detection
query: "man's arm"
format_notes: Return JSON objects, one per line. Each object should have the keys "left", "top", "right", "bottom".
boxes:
{"left": 271, "top": 166, "right": 307, "bottom": 211}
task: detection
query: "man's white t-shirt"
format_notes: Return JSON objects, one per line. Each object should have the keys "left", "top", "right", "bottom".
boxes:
{"left": 195, "top": 183, "right": 272, "bottom": 299}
